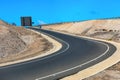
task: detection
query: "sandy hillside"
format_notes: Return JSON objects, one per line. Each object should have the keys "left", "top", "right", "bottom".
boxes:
{"left": 42, "top": 19, "right": 120, "bottom": 80}
{"left": 0, "top": 20, "right": 52, "bottom": 63}
{"left": 43, "top": 19, "right": 120, "bottom": 42}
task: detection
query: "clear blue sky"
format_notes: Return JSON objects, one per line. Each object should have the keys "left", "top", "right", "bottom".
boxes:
{"left": 0, "top": 0, "right": 120, "bottom": 25}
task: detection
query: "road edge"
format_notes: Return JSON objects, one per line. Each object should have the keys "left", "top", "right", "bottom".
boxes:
{"left": 42, "top": 29, "right": 120, "bottom": 80}
{"left": 61, "top": 36, "right": 120, "bottom": 80}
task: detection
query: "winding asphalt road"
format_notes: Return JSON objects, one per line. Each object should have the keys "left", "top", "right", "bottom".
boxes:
{"left": 0, "top": 28, "right": 116, "bottom": 80}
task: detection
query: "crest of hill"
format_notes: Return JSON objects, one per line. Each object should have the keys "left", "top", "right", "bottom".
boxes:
{"left": 0, "top": 20, "right": 37, "bottom": 35}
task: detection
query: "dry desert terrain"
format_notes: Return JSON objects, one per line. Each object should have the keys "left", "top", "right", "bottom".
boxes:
{"left": 0, "top": 20, "right": 52, "bottom": 64}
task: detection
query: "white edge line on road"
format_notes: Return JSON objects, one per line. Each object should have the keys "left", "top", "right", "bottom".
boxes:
{"left": 35, "top": 31, "right": 110, "bottom": 80}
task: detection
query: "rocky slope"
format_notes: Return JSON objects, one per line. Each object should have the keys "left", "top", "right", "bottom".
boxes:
{"left": 0, "top": 20, "right": 52, "bottom": 63}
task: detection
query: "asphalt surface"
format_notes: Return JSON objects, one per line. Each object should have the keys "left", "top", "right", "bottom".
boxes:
{"left": 0, "top": 28, "right": 116, "bottom": 80}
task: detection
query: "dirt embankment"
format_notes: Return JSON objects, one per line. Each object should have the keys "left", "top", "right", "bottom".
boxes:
{"left": 43, "top": 19, "right": 120, "bottom": 42}
{"left": 42, "top": 19, "right": 120, "bottom": 80}
{"left": 0, "top": 20, "right": 52, "bottom": 64}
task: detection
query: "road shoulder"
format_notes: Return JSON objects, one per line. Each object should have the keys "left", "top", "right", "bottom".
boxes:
{"left": 42, "top": 29, "right": 120, "bottom": 80}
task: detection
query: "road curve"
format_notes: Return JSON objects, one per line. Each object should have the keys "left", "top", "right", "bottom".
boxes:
{"left": 0, "top": 28, "right": 116, "bottom": 80}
